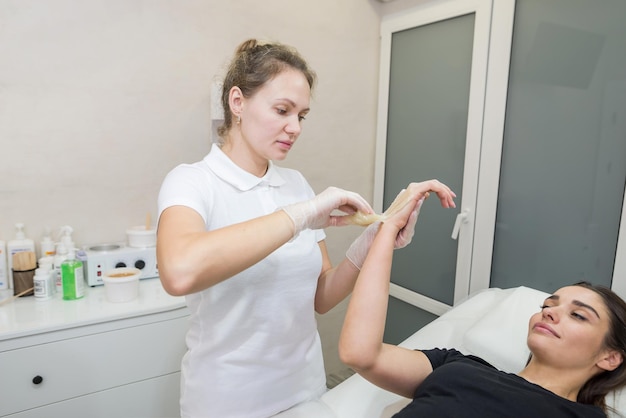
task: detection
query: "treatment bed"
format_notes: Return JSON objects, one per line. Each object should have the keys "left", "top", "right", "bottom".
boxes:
{"left": 276, "top": 286, "right": 626, "bottom": 418}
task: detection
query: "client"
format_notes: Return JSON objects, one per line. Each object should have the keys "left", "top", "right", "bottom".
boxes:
{"left": 339, "top": 184, "right": 626, "bottom": 418}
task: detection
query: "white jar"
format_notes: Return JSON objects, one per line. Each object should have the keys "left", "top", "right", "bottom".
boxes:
{"left": 33, "top": 267, "right": 54, "bottom": 300}
{"left": 102, "top": 267, "right": 141, "bottom": 303}
{"left": 126, "top": 226, "right": 156, "bottom": 248}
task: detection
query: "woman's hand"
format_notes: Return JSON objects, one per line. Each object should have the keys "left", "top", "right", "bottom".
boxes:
{"left": 346, "top": 180, "right": 456, "bottom": 269}
{"left": 383, "top": 179, "right": 456, "bottom": 241}
{"left": 282, "top": 186, "right": 374, "bottom": 235}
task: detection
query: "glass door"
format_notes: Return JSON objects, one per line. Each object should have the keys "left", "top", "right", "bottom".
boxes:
{"left": 377, "top": 0, "right": 626, "bottom": 343}
{"left": 474, "top": 0, "right": 626, "bottom": 298}
{"left": 375, "top": 0, "right": 493, "bottom": 342}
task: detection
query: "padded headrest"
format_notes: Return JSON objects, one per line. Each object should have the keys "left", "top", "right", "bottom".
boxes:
{"left": 462, "top": 286, "right": 549, "bottom": 372}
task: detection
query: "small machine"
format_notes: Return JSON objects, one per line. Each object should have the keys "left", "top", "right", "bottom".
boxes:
{"left": 80, "top": 243, "right": 158, "bottom": 287}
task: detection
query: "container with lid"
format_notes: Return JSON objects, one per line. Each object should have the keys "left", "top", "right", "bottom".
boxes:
{"left": 102, "top": 267, "right": 141, "bottom": 303}
{"left": 126, "top": 226, "right": 156, "bottom": 248}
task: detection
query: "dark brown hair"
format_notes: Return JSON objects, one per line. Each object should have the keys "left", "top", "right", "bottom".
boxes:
{"left": 217, "top": 39, "right": 317, "bottom": 141}
{"left": 574, "top": 281, "right": 626, "bottom": 415}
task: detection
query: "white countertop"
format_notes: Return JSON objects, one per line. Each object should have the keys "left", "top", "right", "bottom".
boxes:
{"left": 0, "top": 278, "right": 188, "bottom": 341}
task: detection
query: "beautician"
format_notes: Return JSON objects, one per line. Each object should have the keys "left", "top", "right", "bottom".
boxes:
{"left": 156, "top": 38, "right": 455, "bottom": 418}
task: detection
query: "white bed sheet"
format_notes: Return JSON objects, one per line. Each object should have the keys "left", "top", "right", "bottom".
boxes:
{"left": 275, "top": 286, "right": 626, "bottom": 418}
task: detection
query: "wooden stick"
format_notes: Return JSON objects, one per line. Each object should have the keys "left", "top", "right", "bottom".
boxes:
{"left": 145, "top": 212, "right": 152, "bottom": 230}
{"left": 0, "top": 287, "right": 35, "bottom": 306}
{"left": 13, "top": 251, "right": 36, "bottom": 271}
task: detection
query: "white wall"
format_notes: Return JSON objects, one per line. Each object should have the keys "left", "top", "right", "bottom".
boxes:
{"left": 0, "top": 0, "right": 435, "bottom": 383}
{"left": 0, "top": 0, "right": 383, "bottom": 249}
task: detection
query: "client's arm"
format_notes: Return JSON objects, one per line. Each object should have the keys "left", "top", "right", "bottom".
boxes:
{"left": 339, "top": 181, "right": 456, "bottom": 398}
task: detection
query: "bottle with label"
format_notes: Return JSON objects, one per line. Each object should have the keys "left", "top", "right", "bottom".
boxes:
{"left": 34, "top": 267, "right": 54, "bottom": 300}
{"left": 0, "top": 240, "right": 7, "bottom": 290}
{"left": 38, "top": 256, "right": 55, "bottom": 296}
{"left": 54, "top": 226, "right": 75, "bottom": 295}
{"left": 53, "top": 242, "right": 69, "bottom": 295}
{"left": 7, "top": 223, "right": 36, "bottom": 289}
{"left": 61, "top": 248, "right": 85, "bottom": 300}
{"left": 40, "top": 227, "right": 56, "bottom": 258}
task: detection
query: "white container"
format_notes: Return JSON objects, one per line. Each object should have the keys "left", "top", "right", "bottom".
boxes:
{"left": 39, "top": 256, "right": 54, "bottom": 271}
{"left": 34, "top": 267, "right": 54, "bottom": 300}
{"left": 126, "top": 226, "right": 156, "bottom": 248}
{"left": 40, "top": 227, "right": 56, "bottom": 258}
{"left": 102, "top": 267, "right": 141, "bottom": 303}
{"left": 37, "top": 260, "right": 56, "bottom": 297}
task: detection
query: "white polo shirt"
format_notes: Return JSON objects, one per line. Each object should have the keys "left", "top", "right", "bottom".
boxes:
{"left": 158, "top": 144, "right": 327, "bottom": 418}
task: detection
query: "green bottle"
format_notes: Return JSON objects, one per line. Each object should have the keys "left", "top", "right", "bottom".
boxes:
{"left": 61, "top": 249, "right": 85, "bottom": 300}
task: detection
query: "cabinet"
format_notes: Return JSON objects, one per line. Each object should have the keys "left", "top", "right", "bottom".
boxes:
{"left": 0, "top": 279, "right": 189, "bottom": 417}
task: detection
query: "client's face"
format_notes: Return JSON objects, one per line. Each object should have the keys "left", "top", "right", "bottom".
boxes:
{"left": 526, "top": 286, "right": 611, "bottom": 370}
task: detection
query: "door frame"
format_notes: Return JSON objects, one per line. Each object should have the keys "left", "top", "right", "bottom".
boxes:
{"left": 467, "top": 0, "right": 515, "bottom": 294}
{"left": 471, "top": 0, "right": 626, "bottom": 299}
{"left": 374, "top": 0, "right": 495, "bottom": 314}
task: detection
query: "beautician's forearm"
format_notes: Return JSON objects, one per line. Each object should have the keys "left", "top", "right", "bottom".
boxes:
{"left": 314, "top": 257, "right": 361, "bottom": 314}
{"left": 157, "top": 207, "right": 295, "bottom": 295}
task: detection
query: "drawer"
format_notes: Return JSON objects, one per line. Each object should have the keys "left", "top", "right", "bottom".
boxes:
{"left": 6, "top": 372, "right": 181, "bottom": 418}
{"left": 0, "top": 315, "right": 187, "bottom": 416}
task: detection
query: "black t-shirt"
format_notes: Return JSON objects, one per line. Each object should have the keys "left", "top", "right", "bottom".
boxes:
{"left": 393, "top": 348, "right": 606, "bottom": 418}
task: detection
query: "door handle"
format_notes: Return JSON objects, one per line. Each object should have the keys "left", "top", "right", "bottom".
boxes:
{"left": 451, "top": 208, "right": 470, "bottom": 240}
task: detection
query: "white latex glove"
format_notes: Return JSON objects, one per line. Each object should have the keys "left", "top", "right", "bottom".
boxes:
{"left": 282, "top": 187, "right": 374, "bottom": 235}
{"left": 346, "top": 197, "right": 424, "bottom": 270}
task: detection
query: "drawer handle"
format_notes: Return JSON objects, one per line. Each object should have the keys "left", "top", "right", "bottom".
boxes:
{"left": 32, "top": 375, "right": 43, "bottom": 385}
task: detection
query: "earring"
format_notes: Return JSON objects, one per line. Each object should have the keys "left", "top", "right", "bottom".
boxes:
{"left": 236, "top": 115, "right": 241, "bottom": 125}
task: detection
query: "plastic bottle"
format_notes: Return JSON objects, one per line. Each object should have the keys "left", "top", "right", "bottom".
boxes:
{"left": 7, "top": 223, "right": 36, "bottom": 289}
{"left": 61, "top": 248, "right": 85, "bottom": 300}
{"left": 0, "top": 240, "right": 7, "bottom": 290}
{"left": 34, "top": 267, "right": 54, "bottom": 300}
{"left": 38, "top": 257, "right": 55, "bottom": 296}
{"left": 53, "top": 226, "right": 75, "bottom": 295}
{"left": 40, "top": 227, "right": 56, "bottom": 258}
{"left": 59, "top": 226, "right": 75, "bottom": 254}
{"left": 53, "top": 242, "right": 68, "bottom": 295}
{"left": 38, "top": 256, "right": 54, "bottom": 271}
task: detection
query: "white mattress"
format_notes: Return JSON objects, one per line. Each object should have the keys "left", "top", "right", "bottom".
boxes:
{"left": 275, "top": 286, "right": 626, "bottom": 418}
